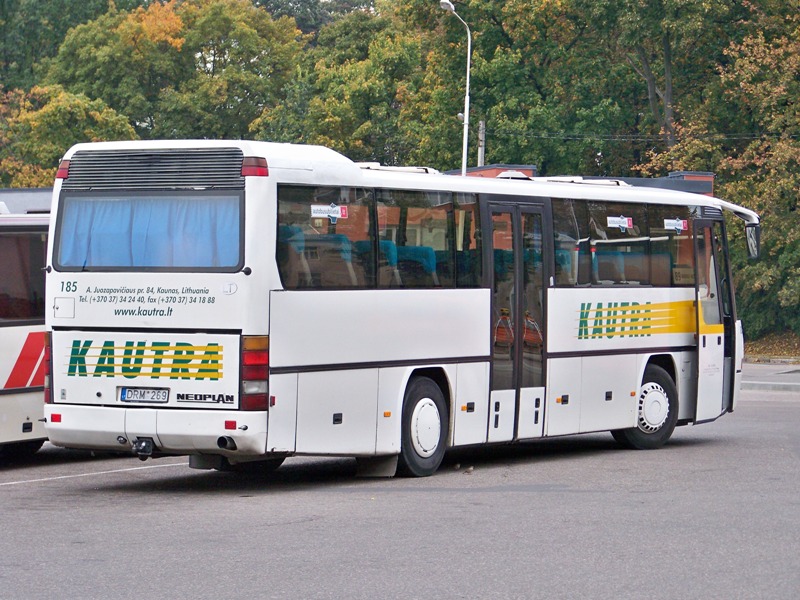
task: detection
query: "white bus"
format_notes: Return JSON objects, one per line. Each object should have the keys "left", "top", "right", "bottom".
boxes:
{"left": 42, "top": 141, "right": 760, "bottom": 476}
{"left": 0, "top": 204, "right": 49, "bottom": 458}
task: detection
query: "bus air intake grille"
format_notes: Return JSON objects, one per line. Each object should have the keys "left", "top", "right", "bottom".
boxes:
{"left": 701, "top": 207, "right": 723, "bottom": 219}
{"left": 62, "top": 148, "right": 246, "bottom": 191}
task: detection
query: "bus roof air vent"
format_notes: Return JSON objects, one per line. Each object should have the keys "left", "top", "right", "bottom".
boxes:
{"left": 530, "top": 176, "right": 630, "bottom": 186}
{"left": 356, "top": 163, "right": 440, "bottom": 175}
{"left": 495, "top": 170, "right": 531, "bottom": 180}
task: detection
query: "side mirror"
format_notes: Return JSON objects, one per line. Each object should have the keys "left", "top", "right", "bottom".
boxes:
{"left": 745, "top": 223, "right": 761, "bottom": 259}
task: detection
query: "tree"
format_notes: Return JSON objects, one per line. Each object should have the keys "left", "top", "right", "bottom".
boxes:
{"left": 0, "top": 85, "right": 136, "bottom": 187}
{"left": 46, "top": 0, "right": 306, "bottom": 139}
{"left": 612, "top": 0, "right": 752, "bottom": 148}
{"left": 256, "top": 0, "right": 332, "bottom": 34}
{"left": 156, "top": 0, "right": 306, "bottom": 139}
{"left": 0, "top": 0, "right": 113, "bottom": 90}
{"left": 45, "top": 1, "right": 186, "bottom": 135}
{"left": 410, "top": 0, "right": 646, "bottom": 174}
{"left": 255, "top": 0, "right": 374, "bottom": 34}
{"left": 251, "top": 9, "right": 420, "bottom": 162}
{"left": 715, "top": 9, "right": 800, "bottom": 338}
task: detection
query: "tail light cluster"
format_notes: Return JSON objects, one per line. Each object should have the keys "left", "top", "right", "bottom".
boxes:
{"left": 43, "top": 331, "right": 52, "bottom": 404}
{"left": 241, "top": 336, "right": 268, "bottom": 411}
{"left": 241, "top": 157, "right": 268, "bottom": 177}
{"left": 56, "top": 160, "right": 70, "bottom": 179}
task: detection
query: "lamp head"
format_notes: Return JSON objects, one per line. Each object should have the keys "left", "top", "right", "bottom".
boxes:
{"left": 440, "top": 0, "right": 455, "bottom": 13}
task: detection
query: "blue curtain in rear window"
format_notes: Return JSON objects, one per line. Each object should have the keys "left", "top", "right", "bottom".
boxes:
{"left": 58, "top": 195, "right": 240, "bottom": 269}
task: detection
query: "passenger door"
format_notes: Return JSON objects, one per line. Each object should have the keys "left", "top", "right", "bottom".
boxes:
{"left": 487, "top": 205, "right": 546, "bottom": 442}
{"left": 693, "top": 220, "right": 735, "bottom": 421}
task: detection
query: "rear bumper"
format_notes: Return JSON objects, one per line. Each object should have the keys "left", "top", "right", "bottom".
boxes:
{"left": 0, "top": 389, "right": 47, "bottom": 444}
{"left": 44, "top": 405, "right": 268, "bottom": 456}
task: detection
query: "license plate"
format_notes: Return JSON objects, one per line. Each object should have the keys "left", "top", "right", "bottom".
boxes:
{"left": 119, "top": 387, "right": 169, "bottom": 403}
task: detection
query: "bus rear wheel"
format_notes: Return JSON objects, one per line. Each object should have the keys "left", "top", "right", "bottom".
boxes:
{"left": 398, "top": 376, "right": 447, "bottom": 477}
{"left": 612, "top": 364, "right": 678, "bottom": 450}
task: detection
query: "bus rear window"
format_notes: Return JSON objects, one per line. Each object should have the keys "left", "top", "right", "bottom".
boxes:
{"left": 55, "top": 192, "right": 242, "bottom": 271}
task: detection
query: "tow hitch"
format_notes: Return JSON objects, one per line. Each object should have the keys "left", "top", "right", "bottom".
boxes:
{"left": 132, "top": 437, "right": 155, "bottom": 461}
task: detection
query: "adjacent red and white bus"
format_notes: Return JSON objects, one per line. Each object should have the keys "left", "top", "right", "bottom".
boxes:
{"left": 43, "top": 141, "right": 760, "bottom": 476}
{"left": 0, "top": 207, "right": 48, "bottom": 458}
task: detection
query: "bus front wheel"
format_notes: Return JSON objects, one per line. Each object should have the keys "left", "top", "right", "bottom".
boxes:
{"left": 398, "top": 376, "right": 447, "bottom": 477}
{"left": 612, "top": 364, "right": 678, "bottom": 450}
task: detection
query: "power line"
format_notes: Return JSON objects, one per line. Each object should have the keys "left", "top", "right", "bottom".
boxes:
{"left": 484, "top": 128, "right": 797, "bottom": 143}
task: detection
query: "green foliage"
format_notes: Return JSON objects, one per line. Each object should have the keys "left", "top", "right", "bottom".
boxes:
{"left": 156, "top": 0, "right": 306, "bottom": 139}
{"left": 0, "top": 0, "right": 113, "bottom": 90}
{"left": 639, "top": 6, "right": 800, "bottom": 338}
{"left": 45, "top": 2, "right": 186, "bottom": 135}
{"left": 716, "top": 10, "right": 800, "bottom": 337}
{"left": 0, "top": 85, "right": 136, "bottom": 187}
{"left": 255, "top": 0, "right": 373, "bottom": 34}
{"left": 252, "top": 10, "right": 419, "bottom": 164}
{"left": 3, "top": 0, "right": 800, "bottom": 339}
{"left": 256, "top": 0, "right": 332, "bottom": 33}
{"left": 45, "top": 0, "right": 307, "bottom": 139}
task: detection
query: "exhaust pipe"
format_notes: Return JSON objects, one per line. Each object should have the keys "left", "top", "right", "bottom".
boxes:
{"left": 217, "top": 436, "right": 237, "bottom": 451}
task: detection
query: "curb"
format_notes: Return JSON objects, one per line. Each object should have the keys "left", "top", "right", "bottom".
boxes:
{"left": 742, "top": 357, "right": 800, "bottom": 391}
{"left": 741, "top": 381, "right": 800, "bottom": 392}
{"left": 744, "top": 356, "right": 800, "bottom": 365}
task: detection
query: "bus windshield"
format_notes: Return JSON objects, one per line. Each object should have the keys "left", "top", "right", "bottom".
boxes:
{"left": 54, "top": 191, "right": 242, "bottom": 271}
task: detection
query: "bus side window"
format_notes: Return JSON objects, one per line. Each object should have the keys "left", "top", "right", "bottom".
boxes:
{"left": 277, "top": 185, "right": 373, "bottom": 289}
{"left": 455, "top": 195, "right": 481, "bottom": 288}
{"left": 552, "top": 198, "right": 590, "bottom": 286}
{"left": 376, "top": 190, "right": 453, "bottom": 289}
{"left": 587, "top": 201, "right": 648, "bottom": 286}
{"left": 397, "top": 245, "right": 439, "bottom": 287}
{"left": 648, "top": 204, "right": 696, "bottom": 287}
{"left": 0, "top": 232, "right": 45, "bottom": 320}
{"left": 650, "top": 253, "right": 672, "bottom": 287}
{"left": 277, "top": 225, "right": 311, "bottom": 288}
{"left": 354, "top": 239, "right": 401, "bottom": 287}
{"left": 304, "top": 234, "right": 360, "bottom": 287}
{"left": 278, "top": 186, "right": 481, "bottom": 290}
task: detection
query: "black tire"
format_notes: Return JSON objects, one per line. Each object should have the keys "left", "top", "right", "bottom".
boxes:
{"left": 612, "top": 364, "right": 678, "bottom": 450}
{"left": 215, "top": 456, "right": 285, "bottom": 473}
{"left": 0, "top": 439, "right": 45, "bottom": 459}
{"left": 398, "top": 376, "right": 448, "bottom": 477}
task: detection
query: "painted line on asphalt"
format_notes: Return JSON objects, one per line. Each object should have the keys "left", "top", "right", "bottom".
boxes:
{"left": 0, "top": 461, "right": 187, "bottom": 487}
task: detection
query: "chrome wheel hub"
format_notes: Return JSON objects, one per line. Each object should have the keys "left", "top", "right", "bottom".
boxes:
{"left": 638, "top": 382, "right": 669, "bottom": 433}
{"left": 410, "top": 398, "right": 441, "bottom": 458}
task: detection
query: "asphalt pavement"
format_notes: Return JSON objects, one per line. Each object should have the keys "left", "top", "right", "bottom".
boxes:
{"left": 742, "top": 360, "right": 800, "bottom": 391}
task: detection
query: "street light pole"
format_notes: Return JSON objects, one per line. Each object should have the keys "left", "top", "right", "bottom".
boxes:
{"left": 440, "top": 0, "right": 471, "bottom": 176}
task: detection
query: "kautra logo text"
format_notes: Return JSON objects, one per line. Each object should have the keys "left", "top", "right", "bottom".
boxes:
{"left": 67, "top": 340, "right": 223, "bottom": 379}
{"left": 578, "top": 302, "right": 651, "bottom": 340}
{"left": 577, "top": 300, "right": 695, "bottom": 340}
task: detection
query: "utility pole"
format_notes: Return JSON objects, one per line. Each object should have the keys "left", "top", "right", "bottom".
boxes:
{"left": 440, "top": 1, "right": 471, "bottom": 176}
{"left": 478, "top": 120, "right": 485, "bottom": 167}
